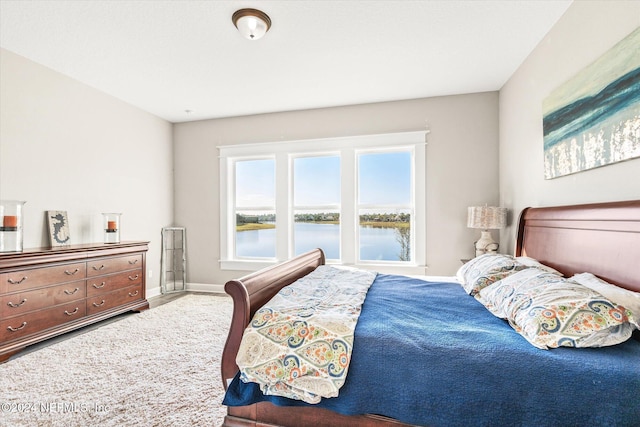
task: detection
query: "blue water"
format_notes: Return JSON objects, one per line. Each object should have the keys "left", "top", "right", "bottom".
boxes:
{"left": 235, "top": 223, "right": 407, "bottom": 261}
{"left": 294, "top": 223, "right": 340, "bottom": 259}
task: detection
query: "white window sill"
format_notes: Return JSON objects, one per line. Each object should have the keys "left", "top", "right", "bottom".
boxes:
{"left": 219, "top": 258, "right": 428, "bottom": 276}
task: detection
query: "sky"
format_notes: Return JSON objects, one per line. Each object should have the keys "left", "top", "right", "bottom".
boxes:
{"left": 236, "top": 151, "right": 412, "bottom": 210}
{"left": 358, "top": 151, "right": 411, "bottom": 206}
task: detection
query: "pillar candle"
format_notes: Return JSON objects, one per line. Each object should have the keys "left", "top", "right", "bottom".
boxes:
{"left": 3, "top": 216, "right": 18, "bottom": 228}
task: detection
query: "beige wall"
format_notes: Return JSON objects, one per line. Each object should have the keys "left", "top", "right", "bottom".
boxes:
{"left": 0, "top": 48, "right": 173, "bottom": 293}
{"left": 499, "top": 1, "right": 640, "bottom": 253}
{"left": 6, "top": 1, "right": 635, "bottom": 290}
{"left": 174, "top": 92, "right": 499, "bottom": 283}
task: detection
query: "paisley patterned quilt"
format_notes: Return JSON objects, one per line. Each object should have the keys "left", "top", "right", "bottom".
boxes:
{"left": 235, "top": 265, "right": 377, "bottom": 403}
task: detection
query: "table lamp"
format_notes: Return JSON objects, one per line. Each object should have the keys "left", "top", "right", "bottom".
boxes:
{"left": 467, "top": 206, "right": 507, "bottom": 257}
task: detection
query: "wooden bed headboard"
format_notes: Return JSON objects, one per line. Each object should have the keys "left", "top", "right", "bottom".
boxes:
{"left": 515, "top": 200, "right": 640, "bottom": 292}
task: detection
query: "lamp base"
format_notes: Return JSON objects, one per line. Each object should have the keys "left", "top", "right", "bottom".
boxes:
{"left": 475, "top": 230, "right": 499, "bottom": 257}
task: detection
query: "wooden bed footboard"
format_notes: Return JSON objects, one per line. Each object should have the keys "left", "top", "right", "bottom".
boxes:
{"left": 221, "top": 248, "right": 326, "bottom": 389}
{"left": 220, "top": 248, "right": 415, "bottom": 427}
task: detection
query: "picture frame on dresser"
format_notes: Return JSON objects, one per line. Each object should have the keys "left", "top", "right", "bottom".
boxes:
{"left": 0, "top": 241, "right": 149, "bottom": 363}
{"left": 46, "top": 210, "right": 71, "bottom": 247}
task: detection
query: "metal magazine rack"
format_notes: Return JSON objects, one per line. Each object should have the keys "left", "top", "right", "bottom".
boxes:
{"left": 160, "top": 227, "right": 186, "bottom": 294}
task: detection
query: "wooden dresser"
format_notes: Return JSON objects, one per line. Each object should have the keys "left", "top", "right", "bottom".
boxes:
{"left": 0, "top": 241, "right": 149, "bottom": 362}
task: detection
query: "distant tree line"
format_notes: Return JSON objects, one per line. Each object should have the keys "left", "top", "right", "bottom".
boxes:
{"left": 237, "top": 212, "right": 410, "bottom": 224}
{"left": 359, "top": 213, "right": 410, "bottom": 223}
{"left": 237, "top": 213, "right": 275, "bottom": 224}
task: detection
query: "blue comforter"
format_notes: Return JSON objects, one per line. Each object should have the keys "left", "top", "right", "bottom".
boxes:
{"left": 223, "top": 274, "right": 640, "bottom": 426}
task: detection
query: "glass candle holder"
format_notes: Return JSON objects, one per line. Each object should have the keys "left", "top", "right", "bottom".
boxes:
{"left": 0, "top": 200, "right": 26, "bottom": 252}
{"left": 102, "top": 213, "right": 122, "bottom": 244}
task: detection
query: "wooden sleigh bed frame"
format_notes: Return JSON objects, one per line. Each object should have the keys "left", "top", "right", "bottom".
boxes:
{"left": 220, "top": 199, "right": 640, "bottom": 427}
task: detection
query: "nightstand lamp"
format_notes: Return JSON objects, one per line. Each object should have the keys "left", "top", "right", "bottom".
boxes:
{"left": 467, "top": 206, "right": 507, "bottom": 257}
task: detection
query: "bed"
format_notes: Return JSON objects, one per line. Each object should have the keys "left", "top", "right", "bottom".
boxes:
{"left": 220, "top": 200, "right": 640, "bottom": 427}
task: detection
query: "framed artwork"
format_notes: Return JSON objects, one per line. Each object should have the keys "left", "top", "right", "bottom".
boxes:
{"left": 47, "top": 210, "right": 71, "bottom": 246}
{"left": 542, "top": 27, "right": 640, "bottom": 179}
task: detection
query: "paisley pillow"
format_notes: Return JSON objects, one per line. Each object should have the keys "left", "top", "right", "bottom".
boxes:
{"left": 456, "top": 254, "right": 527, "bottom": 296}
{"left": 571, "top": 273, "right": 640, "bottom": 328}
{"left": 479, "top": 270, "right": 635, "bottom": 349}
{"left": 477, "top": 268, "right": 556, "bottom": 318}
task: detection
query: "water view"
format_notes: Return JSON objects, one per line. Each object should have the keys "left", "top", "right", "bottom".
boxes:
{"left": 236, "top": 221, "right": 410, "bottom": 261}
{"left": 234, "top": 151, "right": 413, "bottom": 262}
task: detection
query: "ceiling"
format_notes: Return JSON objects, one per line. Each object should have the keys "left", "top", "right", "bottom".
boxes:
{"left": 0, "top": 1, "right": 572, "bottom": 123}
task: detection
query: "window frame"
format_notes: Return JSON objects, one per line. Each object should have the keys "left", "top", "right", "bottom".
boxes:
{"left": 219, "top": 131, "right": 427, "bottom": 274}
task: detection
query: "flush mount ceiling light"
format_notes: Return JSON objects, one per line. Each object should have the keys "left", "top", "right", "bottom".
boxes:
{"left": 232, "top": 8, "right": 271, "bottom": 40}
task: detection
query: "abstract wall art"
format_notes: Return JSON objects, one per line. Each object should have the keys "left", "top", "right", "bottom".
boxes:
{"left": 542, "top": 27, "right": 640, "bottom": 179}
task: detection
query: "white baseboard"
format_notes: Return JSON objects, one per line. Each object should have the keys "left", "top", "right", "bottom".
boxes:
{"left": 146, "top": 283, "right": 226, "bottom": 299}
{"left": 186, "top": 282, "right": 226, "bottom": 294}
{"left": 146, "top": 286, "right": 162, "bottom": 299}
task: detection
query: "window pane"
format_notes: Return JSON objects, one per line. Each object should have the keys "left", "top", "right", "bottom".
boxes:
{"left": 294, "top": 210, "right": 340, "bottom": 259}
{"left": 235, "top": 210, "right": 276, "bottom": 258}
{"left": 294, "top": 156, "right": 340, "bottom": 206}
{"left": 293, "top": 156, "right": 341, "bottom": 260}
{"left": 359, "top": 209, "right": 411, "bottom": 262}
{"left": 235, "top": 159, "right": 276, "bottom": 258}
{"left": 236, "top": 159, "right": 275, "bottom": 208}
{"left": 358, "top": 152, "right": 411, "bottom": 205}
{"left": 358, "top": 151, "right": 412, "bottom": 262}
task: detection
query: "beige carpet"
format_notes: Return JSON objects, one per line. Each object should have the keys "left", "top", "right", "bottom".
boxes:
{"left": 0, "top": 294, "right": 232, "bottom": 427}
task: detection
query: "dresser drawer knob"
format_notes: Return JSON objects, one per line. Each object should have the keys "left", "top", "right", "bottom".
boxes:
{"left": 92, "top": 282, "right": 106, "bottom": 289}
{"left": 128, "top": 290, "right": 139, "bottom": 297}
{"left": 128, "top": 274, "right": 140, "bottom": 281}
{"left": 7, "top": 322, "right": 27, "bottom": 332}
{"left": 8, "top": 276, "right": 27, "bottom": 285}
{"left": 64, "top": 287, "right": 80, "bottom": 295}
{"left": 92, "top": 265, "right": 105, "bottom": 271}
{"left": 64, "top": 268, "right": 80, "bottom": 275}
{"left": 92, "top": 300, "right": 105, "bottom": 307}
{"left": 7, "top": 299, "right": 27, "bottom": 308}
{"left": 64, "top": 307, "right": 80, "bottom": 316}
{"left": 128, "top": 259, "right": 138, "bottom": 265}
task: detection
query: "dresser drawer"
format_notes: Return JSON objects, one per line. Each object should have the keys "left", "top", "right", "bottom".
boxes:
{"left": 0, "top": 263, "right": 86, "bottom": 294}
{"left": 86, "top": 284, "right": 143, "bottom": 316}
{"left": 86, "top": 269, "right": 142, "bottom": 297}
{"left": 1, "top": 280, "right": 86, "bottom": 318}
{"left": 87, "top": 254, "right": 142, "bottom": 277}
{"left": 1, "top": 301, "right": 86, "bottom": 343}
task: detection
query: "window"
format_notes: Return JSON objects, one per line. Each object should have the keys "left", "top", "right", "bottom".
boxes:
{"left": 219, "top": 131, "right": 426, "bottom": 273}
{"left": 234, "top": 158, "right": 275, "bottom": 258}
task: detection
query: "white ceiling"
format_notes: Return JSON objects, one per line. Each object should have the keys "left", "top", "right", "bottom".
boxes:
{"left": 0, "top": 0, "right": 572, "bottom": 123}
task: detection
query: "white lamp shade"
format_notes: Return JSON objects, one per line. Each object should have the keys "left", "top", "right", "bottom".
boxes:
{"left": 467, "top": 206, "right": 507, "bottom": 230}
{"left": 233, "top": 9, "right": 271, "bottom": 40}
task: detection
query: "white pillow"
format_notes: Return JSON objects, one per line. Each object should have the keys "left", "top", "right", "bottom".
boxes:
{"left": 571, "top": 273, "right": 640, "bottom": 328}
{"left": 515, "top": 256, "right": 563, "bottom": 276}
